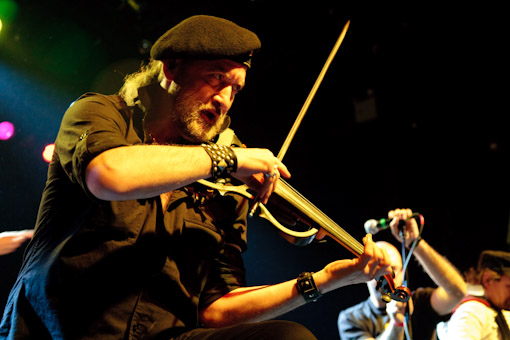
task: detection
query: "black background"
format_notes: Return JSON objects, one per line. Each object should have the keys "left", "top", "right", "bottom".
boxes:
{"left": 0, "top": 1, "right": 508, "bottom": 339}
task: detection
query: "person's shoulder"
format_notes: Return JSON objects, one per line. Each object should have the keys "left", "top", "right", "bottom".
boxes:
{"left": 62, "top": 93, "right": 129, "bottom": 121}
{"left": 456, "top": 296, "right": 492, "bottom": 310}
{"left": 339, "top": 298, "right": 371, "bottom": 318}
{"left": 453, "top": 296, "right": 495, "bottom": 319}
{"left": 73, "top": 93, "right": 125, "bottom": 107}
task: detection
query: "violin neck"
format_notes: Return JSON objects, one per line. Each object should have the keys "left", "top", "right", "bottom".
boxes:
{"left": 275, "top": 179, "right": 364, "bottom": 256}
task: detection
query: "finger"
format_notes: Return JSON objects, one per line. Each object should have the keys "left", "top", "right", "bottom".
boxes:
{"left": 259, "top": 166, "right": 278, "bottom": 204}
{"left": 263, "top": 164, "right": 279, "bottom": 179}
{"left": 270, "top": 168, "right": 280, "bottom": 196}
{"left": 379, "top": 245, "right": 391, "bottom": 267}
{"left": 376, "top": 256, "right": 392, "bottom": 277}
{"left": 404, "top": 208, "right": 413, "bottom": 218}
{"left": 369, "top": 243, "right": 388, "bottom": 277}
{"left": 275, "top": 161, "right": 291, "bottom": 178}
{"left": 395, "top": 208, "right": 405, "bottom": 220}
{"left": 12, "top": 236, "right": 27, "bottom": 244}
{"left": 360, "top": 234, "right": 374, "bottom": 268}
{"left": 389, "top": 216, "right": 399, "bottom": 228}
{"left": 368, "top": 242, "right": 392, "bottom": 277}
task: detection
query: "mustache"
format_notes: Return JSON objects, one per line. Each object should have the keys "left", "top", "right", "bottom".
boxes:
{"left": 198, "top": 102, "right": 223, "bottom": 116}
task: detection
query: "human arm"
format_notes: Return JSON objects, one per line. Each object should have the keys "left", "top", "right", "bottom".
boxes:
{"left": 199, "top": 234, "right": 392, "bottom": 327}
{"left": 63, "top": 94, "right": 287, "bottom": 204}
{"left": 413, "top": 239, "right": 466, "bottom": 314}
{"left": 0, "top": 230, "right": 34, "bottom": 255}
{"left": 86, "top": 144, "right": 289, "bottom": 203}
{"left": 388, "top": 209, "right": 466, "bottom": 315}
{"left": 377, "top": 300, "right": 406, "bottom": 340}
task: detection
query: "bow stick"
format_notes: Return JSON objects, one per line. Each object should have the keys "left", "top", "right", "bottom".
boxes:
{"left": 277, "top": 20, "right": 350, "bottom": 161}
{"left": 250, "top": 20, "right": 350, "bottom": 216}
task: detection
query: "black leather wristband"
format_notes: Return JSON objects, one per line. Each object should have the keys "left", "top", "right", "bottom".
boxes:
{"left": 296, "top": 272, "right": 322, "bottom": 303}
{"left": 201, "top": 142, "right": 237, "bottom": 182}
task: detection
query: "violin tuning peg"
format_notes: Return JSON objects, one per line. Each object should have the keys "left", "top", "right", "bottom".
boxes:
{"left": 381, "top": 293, "right": 392, "bottom": 303}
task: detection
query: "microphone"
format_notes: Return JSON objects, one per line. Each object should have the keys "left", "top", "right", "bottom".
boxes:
{"left": 364, "top": 213, "right": 423, "bottom": 235}
{"left": 364, "top": 218, "right": 393, "bottom": 234}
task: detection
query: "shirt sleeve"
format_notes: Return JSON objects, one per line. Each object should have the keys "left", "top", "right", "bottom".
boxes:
{"left": 54, "top": 93, "right": 138, "bottom": 199}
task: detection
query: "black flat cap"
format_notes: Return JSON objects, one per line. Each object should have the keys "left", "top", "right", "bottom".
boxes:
{"left": 478, "top": 250, "right": 510, "bottom": 276}
{"left": 151, "top": 15, "right": 261, "bottom": 68}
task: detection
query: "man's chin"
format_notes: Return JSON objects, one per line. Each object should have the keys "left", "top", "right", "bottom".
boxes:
{"left": 181, "top": 127, "right": 219, "bottom": 144}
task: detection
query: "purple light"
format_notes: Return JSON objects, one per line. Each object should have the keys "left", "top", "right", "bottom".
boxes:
{"left": 0, "top": 121, "right": 15, "bottom": 140}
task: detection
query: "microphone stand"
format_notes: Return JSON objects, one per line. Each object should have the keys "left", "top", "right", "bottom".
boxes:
{"left": 399, "top": 225, "right": 413, "bottom": 340}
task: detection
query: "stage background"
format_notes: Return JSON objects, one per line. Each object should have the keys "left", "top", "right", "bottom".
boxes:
{"left": 1, "top": 1, "right": 508, "bottom": 338}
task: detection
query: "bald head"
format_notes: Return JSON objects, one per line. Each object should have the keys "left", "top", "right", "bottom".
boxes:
{"left": 376, "top": 241, "right": 403, "bottom": 268}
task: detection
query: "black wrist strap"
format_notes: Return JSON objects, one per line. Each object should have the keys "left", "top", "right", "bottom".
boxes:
{"left": 296, "top": 272, "right": 322, "bottom": 303}
{"left": 201, "top": 142, "right": 237, "bottom": 182}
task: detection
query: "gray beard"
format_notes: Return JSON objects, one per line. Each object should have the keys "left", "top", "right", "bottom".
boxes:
{"left": 173, "top": 90, "right": 227, "bottom": 143}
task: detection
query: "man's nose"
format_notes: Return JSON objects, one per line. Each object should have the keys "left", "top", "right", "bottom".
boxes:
{"left": 213, "top": 86, "right": 233, "bottom": 113}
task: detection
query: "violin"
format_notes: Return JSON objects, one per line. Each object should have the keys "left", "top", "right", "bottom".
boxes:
{"left": 199, "top": 178, "right": 411, "bottom": 303}
{"left": 198, "top": 19, "right": 411, "bottom": 303}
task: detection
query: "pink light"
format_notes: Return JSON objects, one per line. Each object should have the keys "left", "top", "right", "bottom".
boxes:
{"left": 0, "top": 121, "right": 15, "bottom": 140}
{"left": 42, "top": 143, "right": 55, "bottom": 163}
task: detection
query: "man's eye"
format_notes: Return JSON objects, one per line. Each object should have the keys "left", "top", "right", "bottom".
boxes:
{"left": 233, "top": 85, "right": 243, "bottom": 94}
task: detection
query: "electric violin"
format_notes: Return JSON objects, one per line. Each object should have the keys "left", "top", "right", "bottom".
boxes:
{"left": 199, "top": 20, "right": 411, "bottom": 303}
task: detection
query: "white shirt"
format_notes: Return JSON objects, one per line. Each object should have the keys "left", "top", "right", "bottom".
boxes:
{"left": 438, "top": 299, "right": 510, "bottom": 340}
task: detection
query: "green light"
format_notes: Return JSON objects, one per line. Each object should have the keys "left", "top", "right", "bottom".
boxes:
{"left": 0, "top": 0, "right": 18, "bottom": 23}
{"left": 0, "top": 0, "right": 18, "bottom": 34}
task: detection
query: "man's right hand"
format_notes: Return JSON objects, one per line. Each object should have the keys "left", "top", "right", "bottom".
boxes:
{"left": 231, "top": 147, "right": 291, "bottom": 204}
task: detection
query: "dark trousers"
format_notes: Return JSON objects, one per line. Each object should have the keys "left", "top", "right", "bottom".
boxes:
{"left": 170, "top": 320, "right": 318, "bottom": 340}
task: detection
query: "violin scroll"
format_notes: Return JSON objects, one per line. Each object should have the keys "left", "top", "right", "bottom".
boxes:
{"left": 376, "top": 275, "right": 411, "bottom": 303}
{"left": 391, "top": 286, "right": 412, "bottom": 302}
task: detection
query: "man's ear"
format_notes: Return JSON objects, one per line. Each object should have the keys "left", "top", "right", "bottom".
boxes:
{"left": 481, "top": 270, "right": 498, "bottom": 289}
{"left": 162, "top": 59, "right": 180, "bottom": 81}
{"left": 481, "top": 271, "right": 490, "bottom": 288}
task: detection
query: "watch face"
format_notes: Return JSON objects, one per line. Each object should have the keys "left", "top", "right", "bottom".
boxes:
{"left": 297, "top": 272, "right": 321, "bottom": 302}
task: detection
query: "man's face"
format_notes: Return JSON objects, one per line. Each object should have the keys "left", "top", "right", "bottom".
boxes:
{"left": 486, "top": 274, "right": 510, "bottom": 310}
{"left": 170, "top": 58, "right": 247, "bottom": 143}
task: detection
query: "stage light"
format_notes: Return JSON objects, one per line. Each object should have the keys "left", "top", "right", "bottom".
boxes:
{"left": 0, "top": 121, "right": 14, "bottom": 140}
{"left": 42, "top": 143, "right": 54, "bottom": 163}
{"left": 0, "top": 0, "right": 18, "bottom": 30}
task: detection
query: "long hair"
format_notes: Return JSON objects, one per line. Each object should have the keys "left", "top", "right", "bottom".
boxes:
{"left": 117, "top": 59, "right": 164, "bottom": 106}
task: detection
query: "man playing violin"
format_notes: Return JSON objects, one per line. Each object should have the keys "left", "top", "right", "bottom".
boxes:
{"left": 337, "top": 208, "right": 466, "bottom": 340}
{"left": 0, "top": 15, "right": 393, "bottom": 340}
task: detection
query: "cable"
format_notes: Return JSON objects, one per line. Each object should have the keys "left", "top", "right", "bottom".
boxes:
{"left": 399, "top": 214, "right": 425, "bottom": 340}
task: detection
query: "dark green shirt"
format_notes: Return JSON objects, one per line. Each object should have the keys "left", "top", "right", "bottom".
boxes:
{"left": 0, "top": 92, "right": 249, "bottom": 340}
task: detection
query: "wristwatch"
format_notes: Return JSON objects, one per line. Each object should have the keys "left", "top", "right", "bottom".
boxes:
{"left": 296, "top": 272, "right": 322, "bottom": 303}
